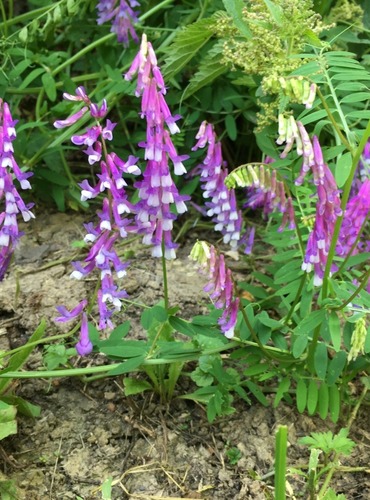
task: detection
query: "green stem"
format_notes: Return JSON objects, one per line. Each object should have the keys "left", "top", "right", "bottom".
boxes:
{"left": 274, "top": 425, "right": 288, "bottom": 500}
{"left": 0, "top": 326, "right": 79, "bottom": 360}
{"left": 283, "top": 273, "right": 307, "bottom": 326}
{"left": 316, "top": 82, "right": 353, "bottom": 152}
{"left": 161, "top": 238, "right": 169, "bottom": 310}
{"left": 336, "top": 267, "right": 370, "bottom": 311}
{"left": 0, "top": 341, "right": 240, "bottom": 379}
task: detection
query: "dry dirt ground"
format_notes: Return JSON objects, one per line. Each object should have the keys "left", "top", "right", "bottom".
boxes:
{"left": 0, "top": 213, "right": 369, "bottom": 499}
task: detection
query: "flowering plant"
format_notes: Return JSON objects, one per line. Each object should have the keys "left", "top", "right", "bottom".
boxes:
{"left": 0, "top": 0, "right": 369, "bottom": 434}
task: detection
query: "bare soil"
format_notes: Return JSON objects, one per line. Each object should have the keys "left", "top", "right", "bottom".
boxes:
{"left": 0, "top": 213, "right": 369, "bottom": 499}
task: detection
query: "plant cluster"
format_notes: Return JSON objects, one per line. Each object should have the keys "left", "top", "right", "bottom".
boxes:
{"left": 0, "top": 0, "right": 370, "bottom": 497}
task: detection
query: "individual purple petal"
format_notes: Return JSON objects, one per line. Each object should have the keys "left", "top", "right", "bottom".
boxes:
{"left": 55, "top": 299, "right": 88, "bottom": 322}
{"left": 76, "top": 313, "right": 93, "bottom": 356}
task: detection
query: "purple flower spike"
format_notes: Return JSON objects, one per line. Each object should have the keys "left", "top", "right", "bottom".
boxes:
{"left": 54, "top": 86, "right": 140, "bottom": 337}
{"left": 126, "top": 34, "right": 190, "bottom": 259}
{"left": 300, "top": 136, "right": 342, "bottom": 286}
{"left": 0, "top": 99, "right": 34, "bottom": 280}
{"left": 190, "top": 242, "right": 239, "bottom": 339}
{"left": 192, "top": 121, "right": 246, "bottom": 251}
{"left": 96, "top": 0, "right": 139, "bottom": 46}
{"left": 76, "top": 313, "right": 93, "bottom": 356}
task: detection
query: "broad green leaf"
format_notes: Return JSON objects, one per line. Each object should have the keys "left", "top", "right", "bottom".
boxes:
{"left": 340, "top": 92, "right": 370, "bottom": 103}
{"left": 0, "top": 396, "right": 40, "bottom": 418}
{"left": 318, "top": 382, "right": 329, "bottom": 420}
{"left": 294, "top": 310, "right": 326, "bottom": 337}
{"left": 326, "top": 351, "right": 347, "bottom": 386}
{"left": 0, "top": 401, "right": 17, "bottom": 440}
{"left": 328, "top": 311, "right": 341, "bottom": 351}
{"left": 123, "top": 377, "right": 152, "bottom": 396}
{"left": 244, "top": 381, "right": 269, "bottom": 406}
{"left": 100, "top": 341, "right": 148, "bottom": 359}
{"left": 307, "top": 380, "right": 318, "bottom": 415}
{"left": 42, "top": 72, "right": 57, "bottom": 101}
{"left": 107, "top": 355, "right": 145, "bottom": 376}
{"left": 169, "top": 316, "right": 196, "bottom": 337}
{"left": 314, "top": 342, "right": 328, "bottom": 380}
{"left": 329, "top": 385, "right": 341, "bottom": 423}
{"left": 183, "top": 42, "right": 228, "bottom": 99}
{"left": 18, "top": 68, "right": 45, "bottom": 90}
{"left": 335, "top": 152, "right": 353, "bottom": 188}
{"left": 162, "top": 18, "right": 215, "bottom": 78}
{"left": 296, "top": 378, "right": 307, "bottom": 413}
{"left": 0, "top": 319, "right": 46, "bottom": 395}
{"left": 263, "top": 0, "right": 284, "bottom": 24}
{"left": 225, "top": 114, "right": 237, "bottom": 141}
{"left": 223, "top": 0, "right": 252, "bottom": 38}
{"left": 292, "top": 335, "right": 308, "bottom": 358}
{"left": 274, "top": 377, "right": 291, "bottom": 408}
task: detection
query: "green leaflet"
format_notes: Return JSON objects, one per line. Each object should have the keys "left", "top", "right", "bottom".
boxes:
{"left": 162, "top": 18, "right": 216, "bottom": 79}
{"left": 182, "top": 41, "right": 228, "bottom": 99}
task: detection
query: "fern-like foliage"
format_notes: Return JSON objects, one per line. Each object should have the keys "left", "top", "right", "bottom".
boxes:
{"left": 294, "top": 49, "right": 370, "bottom": 141}
{"left": 162, "top": 18, "right": 216, "bottom": 79}
{"left": 182, "top": 40, "right": 227, "bottom": 99}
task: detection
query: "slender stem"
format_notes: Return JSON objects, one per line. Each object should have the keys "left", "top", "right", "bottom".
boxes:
{"left": 0, "top": 326, "right": 80, "bottom": 360}
{"left": 0, "top": 341, "right": 240, "bottom": 379}
{"left": 283, "top": 273, "right": 307, "bottom": 326}
{"left": 161, "top": 238, "right": 169, "bottom": 310}
{"left": 336, "top": 267, "right": 370, "bottom": 311}
{"left": 239, "top": 302, "right": 277, "bottom": 361}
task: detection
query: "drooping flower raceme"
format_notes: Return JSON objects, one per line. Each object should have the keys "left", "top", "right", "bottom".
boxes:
{"left": 337, "top": 179, "right": 370, "bottom": 257}
{"left": 297, "top": 135, "right": 342, "bottom": 286}
{"left": 124, "top": 34, "right": 190, "bottom": 259}
{"left": 54, "top": 86, "right": 141, "bottom": 353}
{"left": 0, "top": 99, "right": 34, "bottom": 281}
{"left": 192, "top": 121, "right": 244, "bottom": 250}
{"left": 190, "top": 241, "right": 239, "bottom": 339}
{"left": 96, "top": 0, "right": 139, "bottom": 46}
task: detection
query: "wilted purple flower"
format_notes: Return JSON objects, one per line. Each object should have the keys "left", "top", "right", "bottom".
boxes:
{"left": 96, "top": 0, "right": 139, "bottom": 46}
{"left": 300, "top": 136, "right": 342, "bottom": 286}
{"left": 192, "top": 121, "right": 244, "bottom": 250}
{"left": 125, "top": 34, "right": 190, "bottom": 259}
{"left": 190, "top": 241, "right": 239, "bottom": 339}
{"left": 53, "top": 87, "right": 141, "bottom": 350}
{"left": 0, "top": 99, "right": 35, "bottom": 280}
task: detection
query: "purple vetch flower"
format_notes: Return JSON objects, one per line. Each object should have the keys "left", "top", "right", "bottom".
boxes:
{"left": 192, "top": 121, "right": 245, "bottom": 250}
{"left": 125, "top": 34, "right": 190, "bottom": 259}
{"left": 240, "top": 163, "right": 295, "bottom": 232}
{"left": 96, "top": 0, "right": 139, "bottom": 46}
{"left": 190, "top": 241, "right": 239, "bottom": 339}
{"left": 55, "top": 299, "right": 88, "bottom": 322}
{"left": 300, "top": 136, "right": 342, "bottom": 286}
{"left": 53, "top": 87, "right": 141, "bottom": 349}
{"left": 0, "top": 99, "right": 35, "bottom": 280}
{"left": 336, "top": 179, "right": 370, "bottom": 258}
{"left": 76, "top": 313, "right": 93, "bottom": 356}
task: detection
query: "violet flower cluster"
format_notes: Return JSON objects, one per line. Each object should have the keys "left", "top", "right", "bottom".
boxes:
{"left": 54, "top": 86, "right": 141, "bottom": 354}
{"left": 337, "top": 179, "right": 370, "bottom": 258}
{"left": 298, "top": 136, "right": 342, "bottom": 286}
{"left": 190, "top": 241, "right": 239, "bottom": 339}
{"left": 96, "top": 0, "right": 139, "bottom": 46}
{"left": 0, "top": 99, "right": 34, "bottom": 281}
{"left": 124, "top": 34, "right": 190, "bottom": 259}
{"left": 192, "top": 121, "right": 245, "bottom": 250}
